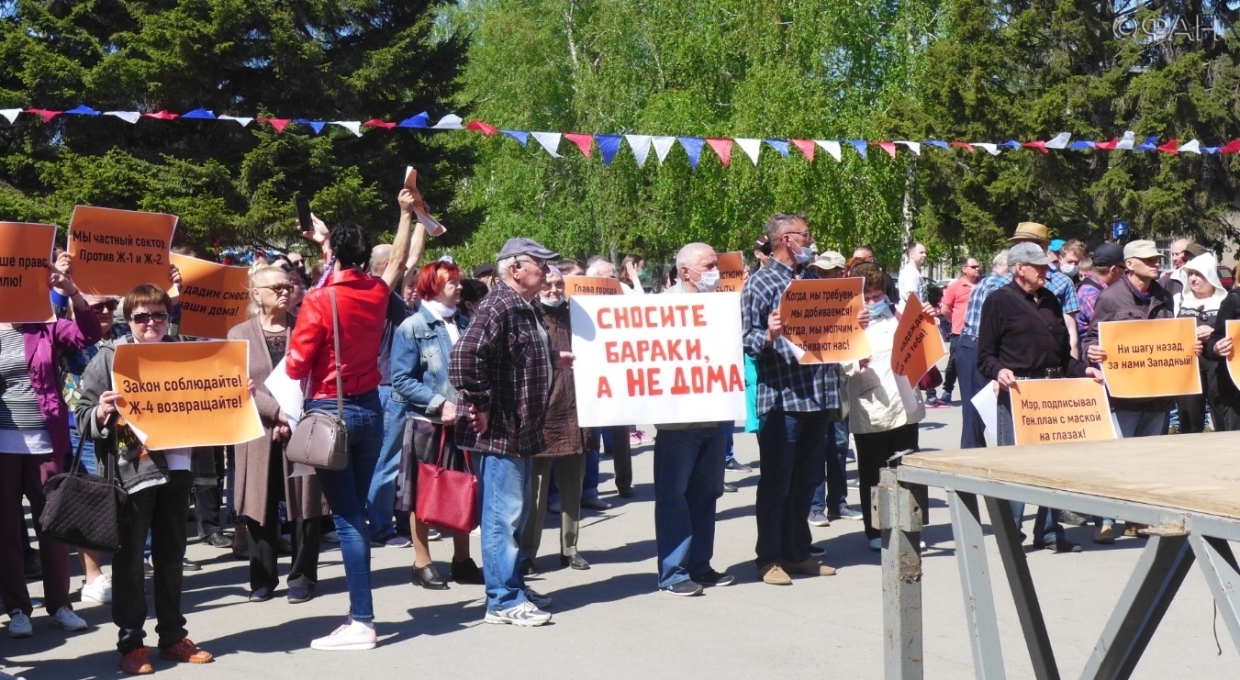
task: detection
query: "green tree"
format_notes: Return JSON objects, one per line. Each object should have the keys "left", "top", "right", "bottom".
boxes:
{"left": 0, "top": 0, "right": 470, "bottom": 253}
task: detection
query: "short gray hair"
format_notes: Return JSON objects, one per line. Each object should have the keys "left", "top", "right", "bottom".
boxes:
{"left": 497, "top": 256, "right": 517, "bottom": 280}
{"left": 584, "top": 256, "right": 612, "bottom": 277}
{"left": 992, "top": 249, "right": 1009, "bottom": 270}
{"left": 675, "top": 242, "right": 713, "bottom": 271}
{"left": 764, "top": 213, "right": 807, "bottom": 241}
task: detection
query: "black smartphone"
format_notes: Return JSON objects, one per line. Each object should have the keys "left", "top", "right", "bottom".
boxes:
{"left": 294, "top": 195, "right": 312, "bottom": 233}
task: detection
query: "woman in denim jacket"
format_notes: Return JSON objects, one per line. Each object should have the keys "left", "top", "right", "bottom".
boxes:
{"left": 390, "top": 261, "right": 483, "bottom": 590}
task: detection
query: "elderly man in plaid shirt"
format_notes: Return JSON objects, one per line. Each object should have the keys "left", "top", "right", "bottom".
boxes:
{"left": 741, "top": 213, "right": 870, "bottom": 585}
{"left": 449, "top": 237, "right": 573, "bottom": 628}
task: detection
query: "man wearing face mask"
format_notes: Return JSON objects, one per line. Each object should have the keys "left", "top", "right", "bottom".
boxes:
{"left": 648, "top": 243, "right": 735, "bottom": 596}
{"left": 1056, "top": 239, "right": 1085, "bottom": 285}
{"left": 741, "top": 214, "right": 869, "bottom": 585}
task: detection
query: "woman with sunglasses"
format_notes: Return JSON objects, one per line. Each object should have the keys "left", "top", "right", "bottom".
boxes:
{"left": 228, "top": 266, "right": 329, "bottom": 604}
{"left": 77, "top": 283, "right": 215, "bottom": 675}
{"left": 0, "top": 253, "right": 99, "bottom": 640}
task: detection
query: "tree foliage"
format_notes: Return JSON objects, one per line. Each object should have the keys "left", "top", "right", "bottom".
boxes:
{"left": 0, "top": 0, "right": 469, "bottom": 253}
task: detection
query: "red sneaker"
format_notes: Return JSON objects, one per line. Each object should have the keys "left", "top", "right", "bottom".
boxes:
{"left": 120, "top": 648, "right": 154, "bottom": 675}
{"left": 159, "top": 638, "right": 213, "bottom": 664}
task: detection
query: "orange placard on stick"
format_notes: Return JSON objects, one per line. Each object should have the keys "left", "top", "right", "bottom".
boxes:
{"left": 402, "top": 167, "right": 446, "bottom": 236}
{"left": 1226, "top": 321, "right": 1240, "bottom": 389}
{"left": 1098, "top": 318, "right": 1201, "bottom": 398}
{"left": 0, "top": 222, "right": 55, "bottom": 323}
{"left": 112, "top": 340, "right": 263, "bottom": 449}
{"left": 67, "top": 206, "right": 176, "bottom": 296}
{"left": 891, "top": 293, "right": 947, "bottom": 382}
{"left": 170, "top": 254, "right": 252, "bottom": 339}
{"left": 564, "top": 275, "right": 624, "bottom": 298}
{"left": 1009, "top": 378, "right": 1117, "bottom": 446}
{"left": 715, "top": 251, "right": 746, "bottom": 293}
{"left": 778, "top": 278, "right": 871, "bottom": 363}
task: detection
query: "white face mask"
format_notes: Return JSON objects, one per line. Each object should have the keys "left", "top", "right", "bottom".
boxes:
{"left": 794, "top": 246, "right": 813, "bottom": 265}
{"left": 694, "top": 269, "right": 720, "bottom": 292}
{"left": 1059, "top": 263, "right": 1078, "bottom": 277}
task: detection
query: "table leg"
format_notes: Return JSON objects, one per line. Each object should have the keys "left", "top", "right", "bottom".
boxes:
{"left": 878, "top": 469, "right": 924, "bottom": 680}
{"left": 1188, "top": 534, "right": 1240, "bottom": 652}
{"left": 985, "top": 497, "right": 1060, "bottom": 680}
{"left": 948, "top": 491, "right": 1006, "bottom": 679}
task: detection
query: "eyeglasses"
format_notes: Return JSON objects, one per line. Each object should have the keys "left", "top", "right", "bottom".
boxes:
{"left": 130, "top": 312, "right": 170, "bottom": 324}
{"left": 89, "top": 301, "right": 119, "bottom": 313}
{"left": 962, "top": 265, "right": 979, "bottom": 269}
{"left": 258, "top": 283, "right": 295, "bottom": 293}
{"left": 516, "top": 257, "right": 549, "bottom": 271}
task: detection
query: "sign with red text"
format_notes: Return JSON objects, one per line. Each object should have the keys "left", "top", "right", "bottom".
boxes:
{"left": 715, "top": 251, "right": 746, "bottom": 293}
{"left": 0, "top": 222, "right": 55, "bottom": 323}
{"left": 68, "top": 206, "right": 176, "bottom": 296}
{"left": 778, "top": 278, "right": 871, "bottom": 363}
{"left": 569, "top": 293, "right": 747, "bottom": 427}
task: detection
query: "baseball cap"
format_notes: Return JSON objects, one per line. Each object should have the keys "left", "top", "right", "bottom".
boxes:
{"left": 496, "top": 237, "right": 559, "bottom": 262}
{"left": 1008, "top": 242, "right": 1052, "bottom": 267}
{"left": 1123, "top": 240, "right": 1162, "bottom": 260}
{"left": 1049, "top": 239, "right": 1066, "bottom": 253}
{"left": 809, "top": 251, "right": 846, "bottom": 271}
{"left": 1091, "top": 243, "right": 1124, "bottom": 268}
{"left": 472, "top": 263, "right": 495, "bottom": 279}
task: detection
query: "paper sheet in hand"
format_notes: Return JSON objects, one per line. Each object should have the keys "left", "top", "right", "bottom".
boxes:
{"left": 264, "top": 358, "right": 314, "bottom": 478}
{"left": 403, "top": 167, "right": 446, "bottom": 237}
{"left": 971, "top": 380, "right": 999, "bottom": 446}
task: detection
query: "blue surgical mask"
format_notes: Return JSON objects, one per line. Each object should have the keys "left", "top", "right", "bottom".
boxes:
{"left": 865, "top": 299, "right": 891, "bottom": 318}
{"left": 1059, "top": 263, "right": 1078, "bottom": 277}
{"left": 540, "top": 296, "right": 565, "bottom": 308}
{"left": 794, "top": 246, "right": 813, "bottom": 265}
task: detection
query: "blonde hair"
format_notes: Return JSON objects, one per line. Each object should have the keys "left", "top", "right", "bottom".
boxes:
{"left": 248, "top": 265, "right": 288, "bottom": 316}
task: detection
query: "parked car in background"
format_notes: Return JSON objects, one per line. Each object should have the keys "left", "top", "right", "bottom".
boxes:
{"left": 1220, "top": 265, "right": 1235, "bottom": 290}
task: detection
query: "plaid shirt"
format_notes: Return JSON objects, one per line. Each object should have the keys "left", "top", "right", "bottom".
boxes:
{"left": 449, "top": 280, "right": 553, "bottom": 457}
{"left": 962, "top": 269, "right": 1080, "bottom": 337}
{"left": 741, "top": 258, "right": 840, "bottom": 415}
{"left": 1076, "top": 274, "right": 1108, "bottom": 335}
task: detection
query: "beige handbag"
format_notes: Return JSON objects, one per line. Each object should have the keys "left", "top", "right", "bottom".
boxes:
{"left": 286, "top": 288, "right": 349, "bottom": 470}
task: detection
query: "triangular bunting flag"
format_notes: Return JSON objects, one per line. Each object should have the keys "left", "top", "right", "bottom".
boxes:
{"left": 677, "top": 137, "right": 705, "bottom": 170}
{"left": 1221, "top": 140, "right": 1240, "bottom": 154}
{"left": 1069, "top": 140, "right": 1096, "bottom": 150}
{"left": 181, "top": 109, "right": 216, "bottom": 120}
{"left": 895, "top": 141, "right": 921, "bottom": 156}
{"left": 501, "top": 130, "right": 529, "bottom": 146}
{"left": 764, "top": 139, "right": 790, "bottom": 157}
{"left": 1045, "top": 132, "right": 1072, "bottom": 150}
{"left": 465, "top": 120, "right": 497, "bottom": 136}
{"left": 625, "top": 135, "right": 653, "bottom": 167}
{"left": 25, "top": 109, "right": 62, "bottom": 122}
{"left": 1180, "top": 139, "right": 1202, "bottom": 154}
{"left": 398, "top": 112, "right": 430, "bottom": 128}
{"left": 309, "top": 121, "right": 327, "bottom": 135}
{"left": 736, "top": 138, "right": 762, "bottom": 165}
{"left": 877, "top": 142, "right": 897, "bottom": 158}
{"left": 924, "top": 140, "right": 950, "bottom": 150}
{"left": 64, "top": 105, "right": 101, "bottom": 116}
{"left": 432, "top": 114, "right": 463, "bottom": 130}
{"left": 330, "top": 121, "right": 362, "bottom": 136}
{"left": 531, "top": 131, "right": 562, "bottom": 157}
{"left": 1115, "top": 131, "right": 1136, "bottom": 150}
{"left": 791, "top": 139, "right": 815, "bottom": 162}
{"left": 362, "top": 119, "right": 397, "bottom": 130}
{"left": 0, "top": 109, "right": 21, "bottom": 124}
{"left": 1094, "top": 137, "right": 1119, "bottom": 150}
{"left": 564, "top": 133, "right": 593, "bottom": 158}
{"left": 815, "top": 140, "right": 842, "bottom": 162}
{"left": 707, "top": 138, "right": 734, "bottom": 167}
{"left": 1022, "top": 140, "right": 1049, "bottom": 154}
{"left": 1156, "top": 139, "right": 1178, "bottom": 154}
{"left": 219, "top": 115, "right": 252, "bottom": 127}
{"left": 595, "top": 134, "right": 623, "bottom": 167}
{"left": 973, "top": 143, "right": 1000, "bottom": 155}
{"left": 846, "top": 140, "right": 868, "bottom": 158}
{"left": 652, "top": 136, "right": 676, "bottom": 164}
{"left": 141, "top": 110, "right": 179, "bottom": 121}
{"left": 262, "top": 118, "right": 291, "bottom": 133}
{"left": 1204, "top": 146, "right": 1222, "bottom": 154}
{"left": 1002, "top": 140, "right": 1022, "bottom": 150}
{"left": 1136, "top": 136, "right": 1159, "bottom": 151}
{"left": 949, "top": 141, "right": 974, "bottom": 152}
{"left": 105, "top": 111, "right": 141, "bottom": 124}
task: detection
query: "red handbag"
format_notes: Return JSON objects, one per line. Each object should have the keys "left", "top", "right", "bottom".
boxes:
{"left": 415, "top": 425, "right": 479, "bottom": 534}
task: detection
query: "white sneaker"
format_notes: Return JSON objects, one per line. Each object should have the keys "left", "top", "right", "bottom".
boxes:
{"left": 81, "top": 574, "right": 112, "bottom": 604}
{"left": 524, "top": 588, "right": 553, "bottom": 609}
{"left": 483, "top": 601, "right": 552, "bottom": 627}
{"left": 51, "top": 607, "right": 87, "bottom": 632}
{"left": 7, "top": 610, "right": 31, "bottom": 638}
{"left": 310, "top": 619, "right": 376, "bottom": 651}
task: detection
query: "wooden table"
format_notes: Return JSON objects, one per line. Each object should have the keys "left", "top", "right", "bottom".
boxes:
{"left": 878, "top": 432, "right": 1240, "bottom": 680}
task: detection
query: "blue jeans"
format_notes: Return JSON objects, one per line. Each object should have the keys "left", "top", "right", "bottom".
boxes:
{"left": 755, "top": 409, "right": 829, "bottom": 565}
{"left": 582, "top": 442, "right": 601, "bottom": 502}
{"left": 68, "top": 422, "right": 97, "bottom": 475}
{"left": 955, "top": 334, "right": 987, "bottom": 448}
{"left": 810, "top": 422, "right": 848, "bottom": 515}
{"left": 654, "top": 424, "right": 726, "bottom": 588}
{"left": 997, "top": 391, "right": 1061, "bottom": 543}
{"left": 310, "top": 390, "right": 384, "bottom": 621}
{"left": 368, "top": 386, "right": 405, "bottom": 541}
{"left": 478, "top": 453, "right": 533, "bottom": 611}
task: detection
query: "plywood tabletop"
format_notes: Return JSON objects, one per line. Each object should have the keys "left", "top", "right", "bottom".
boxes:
{"left": 903, "top": 432, "right": 1240, "bottom": 519}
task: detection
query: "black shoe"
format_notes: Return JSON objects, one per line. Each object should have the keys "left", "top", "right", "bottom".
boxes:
{"left": 617, "top": 488, "right": 634, "bottom": 499}
{"left": 23, "top": 552, "right": 41, "bottom": 580}
{"left": 724, "top": 459, "right": 752, "bottom": 473}
{"left": 519, "top": 558, "right": 537, "bottom": 577}
{"left": 722, "top": 482, "right": 738, "bottom": 493}
{"left": 287, "top": 586, "right": 313, "bottom": 604}
{"left": 581, "top": 497, "right": 613, "bottom": 511}
{"left": 560, "top": 553, "right": 590, "bottom": 570}
{"left": 411, "top": 563, "right": 449, "bottom": 590}
{"left": 693, "top": 569, "right": 736, "bottom": 587}
{"left": 181, "top": 557, "right": 202, "bottom": 572}
{"left": 661, "top": 579, "right": 703, "bottom": 597}
{"left": 248, "top": 586, "right": 273, "bottom": 603}
{"left": 450, "top": 558, "right": 485, "bottom": 585}
{"left": 202, "top": 532, "right": 234, "bottom": 549}
{"left": 1032, "top": 538, "right": 1083, "bottom": 553}
{"left": 1059, "top": 510, "right": 1089, "bottom": 527}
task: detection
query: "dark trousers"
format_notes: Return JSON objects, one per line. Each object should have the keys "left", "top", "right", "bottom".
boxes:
{"left": 942, "top": 335, "right": 959, "bottom": 393}
{"left": 0, "top": 453, "right": 70, "bottom": 615}
{"left": 114, "top": 470, "right": 194, "bottom": 655}
{"left": 856, "top": 424, "right": 920, "bottom": 540}
{"left": 755, "top": 409, "right": 829, "bottom": 566}
{"left": 245, "top": 444, "right": 322, "bottom": 591}
{"left": 193, "top": 448, "right": 225, "bottom": 538}
{"left": 955, "top": 334, "right": 986, "bottom": 448}
{"left": 604, "top": 425, "right": 632, "bottom": 494}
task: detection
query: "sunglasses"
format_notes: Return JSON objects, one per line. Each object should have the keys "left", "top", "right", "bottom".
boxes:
{"left": 258, "top": 283, "right": 296, "bottom": 293}
{"left": 89, "top": 300, "right": 119, "bottom": 313}
{"left": 130, "top": 312, "right": 170, "bottom": 324}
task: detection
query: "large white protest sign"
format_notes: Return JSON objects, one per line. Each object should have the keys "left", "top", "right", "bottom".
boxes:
{"left": 570, "top": 293, "right": 747, "bottom": 427}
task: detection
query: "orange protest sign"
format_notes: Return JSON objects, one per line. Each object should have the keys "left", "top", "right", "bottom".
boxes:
{"left": 715, "top": 251, "right": 746, "bottom": 293}
{"left": 111, "top": 340, "right": 263, "bottom": 449}
{"left": 1226, "top": 321, "right": 1240, "bottom": 389}
{"left": 0, "top": 222, "right": 55, "bottom": 323}
{"left": 778, "top": 278, "right": 871, "bottom": 363}
{"left": 170, "top": 254, "right": 252, "bottom": 339}
{"left": 402, "top": 167, "right": 446, "bottom": 236}
{"left": 1009, "top": 378, "right": 1117, "bottom": 446}
{"left": 564, "top": 275, "right": 624, "bottom": 298}
{"left": 891, "top": 293, "right": 947, "bottom": 382}
{"left": 1098, "top": 318, "right": 1200, "bottom": 398}
{"left": 68, "top": 206, "right": 176, "bottom": 296}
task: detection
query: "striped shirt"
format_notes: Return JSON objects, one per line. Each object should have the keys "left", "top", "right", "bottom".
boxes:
{"left": 0, "top": 329, "right": 44, "bottom": 429}
{"left": 962, "top": 269, "right": 1080, "bottom": 337}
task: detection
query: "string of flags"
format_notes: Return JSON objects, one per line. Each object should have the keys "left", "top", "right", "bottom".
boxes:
{"left": 5, "top": 106, "right": 1240, "bottom": 168}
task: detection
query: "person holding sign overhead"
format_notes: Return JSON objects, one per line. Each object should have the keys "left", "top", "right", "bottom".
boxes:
{"left": 741, "top": 213, "right": 868, "bottom": 586}
{"left": 977, "top": 242, "right": 1101, "bottom": 553}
